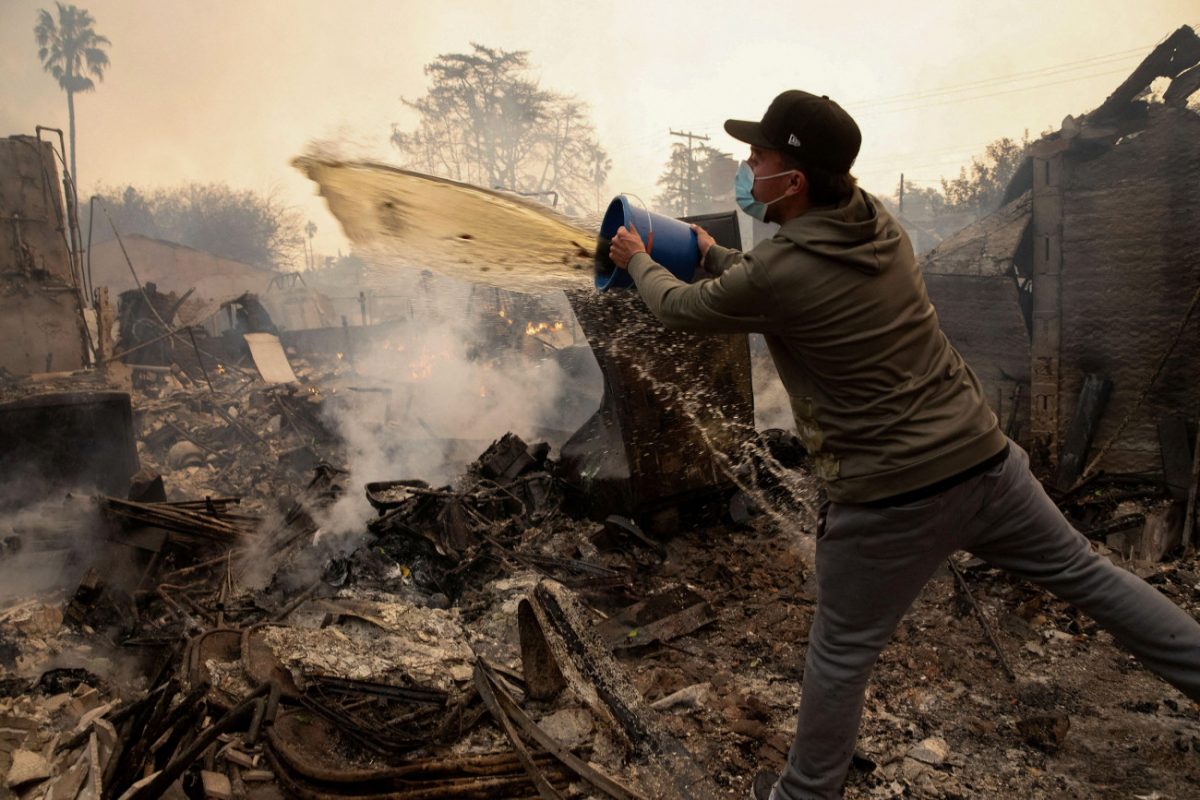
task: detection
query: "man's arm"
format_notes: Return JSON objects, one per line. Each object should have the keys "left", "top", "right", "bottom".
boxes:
{"left": 702, "top": 243, "right": 743, "bottom": 277}
{"left": 626, "top": 251, "right": 780, "bottom": 334}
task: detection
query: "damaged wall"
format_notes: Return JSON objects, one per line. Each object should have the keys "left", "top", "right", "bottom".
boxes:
{"left": 922, "top": 192, "right": 1033, "bottom": 440}
{"left": 921, "top": 27, "right": 1200, "bottom": 478}
{"left": 89, "top": 236, "right": 343, "bottom": 333}
{"left": 0, "top": 286, "right": 88, "bottom": 376}
{"left": 0, "top": 135, "right": 87, "bottom": 376}
{"left": 89, "top": 234, "right": 276, "bottom": 318}
{"left": 1054, "top": 105, "right": 1200, "bottom": 473}
{"left": 0, "top": 135, "right": 73, "bottom": 283}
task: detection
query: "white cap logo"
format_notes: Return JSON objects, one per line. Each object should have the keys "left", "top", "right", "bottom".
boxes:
{"left": 788, "top": 133, "right": 802, "bottom": 147}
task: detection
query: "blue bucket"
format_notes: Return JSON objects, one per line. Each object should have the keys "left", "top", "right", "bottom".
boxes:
{"left": 594, "top": 195, "right": 699, "bottom": 291}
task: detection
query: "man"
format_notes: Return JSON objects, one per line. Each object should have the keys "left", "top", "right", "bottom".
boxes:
{"left": 607, "top": 90, "right": 1200, "bottom": 800}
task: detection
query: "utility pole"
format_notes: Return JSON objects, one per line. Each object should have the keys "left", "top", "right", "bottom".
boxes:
{"left": 305, "top": 220, "right": 317, "bottom": 271}
{"left": 898, "top": 172, "right": 905, "bottom": 217}
{"left": 669, "top": 129, "right": 710, "bottom": 215}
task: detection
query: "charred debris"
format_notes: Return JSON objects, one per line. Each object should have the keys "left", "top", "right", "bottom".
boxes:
{"left": 0, "top": 337, "right": 801, "bottom": 800}
{"left": 1, "top": 27, "right": 1200, "bottom": 800}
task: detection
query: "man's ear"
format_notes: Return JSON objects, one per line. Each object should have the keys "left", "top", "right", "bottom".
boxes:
{"left": 790, "top": 170, "right": 809, "bottom": 198}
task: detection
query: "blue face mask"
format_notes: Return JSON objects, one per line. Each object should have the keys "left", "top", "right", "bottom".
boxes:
{"left": 735, "top": 161, "right": 797, "bottom": 222}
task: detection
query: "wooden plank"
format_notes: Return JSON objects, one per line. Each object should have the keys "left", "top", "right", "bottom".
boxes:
{"left": 1055, "top": 374, "right": 1113, "bottom": 491}
{"left": 1158, "top": 418, "right": 1195, "bottom": 500}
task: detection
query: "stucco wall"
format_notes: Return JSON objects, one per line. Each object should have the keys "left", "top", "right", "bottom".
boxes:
{"left": 0, "top": 135, "right": 74, "bottom": 282}
{"left": 0, "top": 135, "right": 86, "bottom": 376}
{"left": 88, "top": 235, "right": 273, "bottom": 313}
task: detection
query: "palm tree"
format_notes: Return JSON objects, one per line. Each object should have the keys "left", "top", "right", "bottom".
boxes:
{"left": 34, "top": 2, "right": 111, "bottom": 192}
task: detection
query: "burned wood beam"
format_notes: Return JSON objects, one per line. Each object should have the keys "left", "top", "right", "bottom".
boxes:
{"left": 1093, "top": 25, "right": 1200, "bottom": 119}
{"left": 1055, "top": 374, "right": 1112, "bottom": 492}
{"left": 472, "top": 662, "right": 563, "bottom": 800}
{"left": 265, "top": 743, "right": 573, "bottom": 800}
{"left": 476, "top": 658, "right": 646, "bottom": 800}
{"left": 306, "top": 675, "right": 447, "bottom": 706}
{"left": 100, "top": 496, "right": 259, "bottom": 543}
{"left": 519, "top": 599, "right": 566, "bottom": 701}
{"left": 1159, "top": 419, "right": 1196, "bottom": 501}
{"left": 1164, "top": 61, "right": 1200, "bottom": 106}
{"left": 125, "top": 683, "right": 269, "bottom": 800}
{"left": 1082, "top": 513, "right": 1146, "bottom": 539}
{"left": 608, "top": 601, "right": 715, "bottom": 652}
{"left": 949, "top": 560, "right": 1016, "bottom": 682}
{"left": 1184, "top": 422, "right": 1200, "bottom": 551}
{"left": 525, "top": 580, "right": 723, "bottom": 800}
{"left": 102, "top": 678, "right": 179, "bottom": 797}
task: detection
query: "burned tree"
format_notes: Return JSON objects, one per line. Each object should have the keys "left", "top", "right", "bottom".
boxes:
{"left": 390, "top": 44, "right": 612, "bottom": 215}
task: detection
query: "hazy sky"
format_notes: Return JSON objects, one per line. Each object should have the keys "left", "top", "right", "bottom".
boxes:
{"left": 3, "top": 0, "right": 1196, "bottom": 263}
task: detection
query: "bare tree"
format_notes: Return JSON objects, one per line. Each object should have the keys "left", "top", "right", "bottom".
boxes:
{"left": 391, "top": 44, "right": 610, "bottom": 215}
{"left": 34, "top": 2, "right": 111, "bottom": 191}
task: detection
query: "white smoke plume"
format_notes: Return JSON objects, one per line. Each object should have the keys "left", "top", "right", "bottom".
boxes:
{"left": 309, "top": 269, "right": 602, "bottom": 543}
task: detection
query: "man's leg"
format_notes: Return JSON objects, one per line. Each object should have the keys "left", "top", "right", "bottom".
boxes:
{"left": 774, "top": 498, "right": 962, "bottom": 799}
{"left": 967, "top": 444, "right": 1200, "bottom": 701}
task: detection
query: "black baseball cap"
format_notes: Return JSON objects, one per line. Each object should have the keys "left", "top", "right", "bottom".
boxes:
{"left": 724, "top": 90, "right": 861, "bottom": 173}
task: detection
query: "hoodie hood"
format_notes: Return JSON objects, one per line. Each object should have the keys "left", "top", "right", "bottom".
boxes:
{"left": 776, "top": 188, "right": 903, "bottom": 275}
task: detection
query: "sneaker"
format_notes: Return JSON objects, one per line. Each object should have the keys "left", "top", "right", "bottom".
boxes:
{"left": 751, "top": 770, "right": 779, "bottom": 800}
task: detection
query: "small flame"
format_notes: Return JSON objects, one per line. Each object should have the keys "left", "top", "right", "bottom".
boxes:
{"left": 409, "top": 352, "right": 436, "bottom": 381}
{"left": 336, "top": 352, "right": 344, "bottom": 360}
{"left": 525, "top": 321, "right": 565, "bottom": 336}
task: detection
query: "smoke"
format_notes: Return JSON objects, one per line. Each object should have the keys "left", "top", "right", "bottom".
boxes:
{"left": 749, "top": 333, "right": 798, "bottom": 432}
{"left": 0, "top": 492, "right": 107, "bottom": 603}
{"left": 309, "top": 270, "right": 601, "bottom": 542}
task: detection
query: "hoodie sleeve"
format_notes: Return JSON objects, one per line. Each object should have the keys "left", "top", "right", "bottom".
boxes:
{"left": 626, "top": 251, "right": 780, "bottom": 334}
{"left": 703, "top": 243, "right": 741, "bottom": 276}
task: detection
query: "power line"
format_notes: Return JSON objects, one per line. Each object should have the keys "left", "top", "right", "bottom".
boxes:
{"left": 854, "top": 65, "right": 1133, "bottom": 117}
{"left": 846, "top": 45, "right": 1149, "bottom": 109}
{"left": 668, "top": 129, "right": 710, "bottom": 215}
{"left": 853, "top": 139, "right": 992, "bottom": 168}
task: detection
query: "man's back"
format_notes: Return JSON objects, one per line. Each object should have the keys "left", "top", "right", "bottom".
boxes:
{"left": 631, "top": 188, "right": 1006, "bottom": 503}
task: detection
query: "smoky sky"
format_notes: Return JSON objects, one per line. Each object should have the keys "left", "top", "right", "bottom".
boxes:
{"left": 2, "top": 0, "right": 1195, "bottom": 264}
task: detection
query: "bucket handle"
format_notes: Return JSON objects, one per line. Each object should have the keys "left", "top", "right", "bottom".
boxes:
{"left": 624, "top": 193, "right": 655, "bottom": 255}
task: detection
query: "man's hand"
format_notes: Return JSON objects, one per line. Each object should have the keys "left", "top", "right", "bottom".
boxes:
{"left": 609, "top": 223, "right": 647, "bottom": 270}
{"left": 690, "top": 223, "right": 716, "bottom": 260}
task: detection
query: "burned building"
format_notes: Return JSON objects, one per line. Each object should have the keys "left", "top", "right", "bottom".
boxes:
{"left": 923, "top": 25, "right": 1200, "bottom": 484}
{"left": 0, "top": 133, "right": 91, "bottom": 377}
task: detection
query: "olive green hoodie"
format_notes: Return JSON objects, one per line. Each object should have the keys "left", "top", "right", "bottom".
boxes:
{"left": 626, "top": 189, "right": 1006, "bottom": 504}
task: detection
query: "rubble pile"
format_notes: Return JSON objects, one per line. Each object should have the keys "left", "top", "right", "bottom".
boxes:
{"left": 0, "top": 355, "right": 1198, "bottom": 799}
{"left": 130, "top": 353, "right": 348, "bottom": 505}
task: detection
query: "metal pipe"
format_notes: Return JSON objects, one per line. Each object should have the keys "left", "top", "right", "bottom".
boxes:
{"left": 36, "top": 125, "right": 93, "bottom": 362}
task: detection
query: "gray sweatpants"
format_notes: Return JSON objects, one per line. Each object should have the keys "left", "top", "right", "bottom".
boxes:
{"left": 774, "top": 441, "right": 1200, "bottom": 800}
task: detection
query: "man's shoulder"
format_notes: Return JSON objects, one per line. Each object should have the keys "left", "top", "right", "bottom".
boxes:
{"left": 744, "top": 230, "right": 820, "bottom": 279}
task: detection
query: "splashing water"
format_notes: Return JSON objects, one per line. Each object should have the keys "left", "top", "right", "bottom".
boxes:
{"left": 299, "top": 158, "right": 819, "bottom": 550}
{"left": 295, "top": 156, "right": 595, "bottom": 294}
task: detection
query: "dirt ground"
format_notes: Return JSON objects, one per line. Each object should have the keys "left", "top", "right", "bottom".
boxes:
{"left": 2, "top": 361, "right": 1198, "bottom": 799}
{"left": 632, "top": 513, "right": 1200, "bottom": 798}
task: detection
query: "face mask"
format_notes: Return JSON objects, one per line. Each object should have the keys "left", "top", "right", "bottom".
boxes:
{"left": 735, "top": 161, "right": 797, "bottom": 222}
